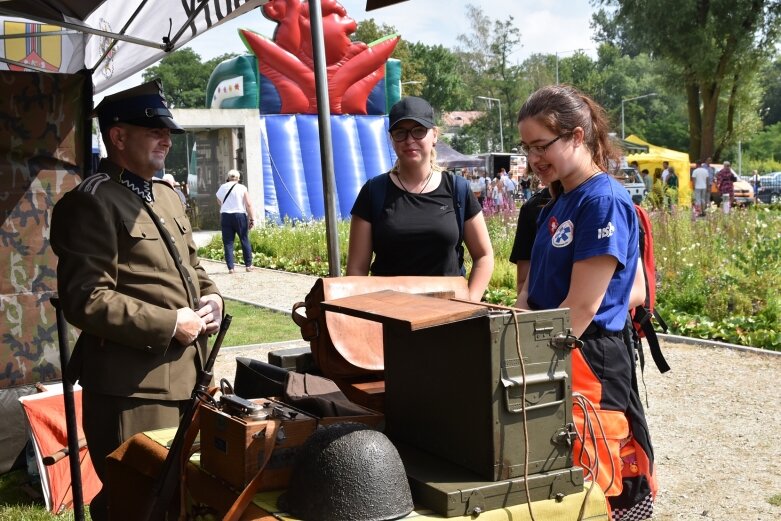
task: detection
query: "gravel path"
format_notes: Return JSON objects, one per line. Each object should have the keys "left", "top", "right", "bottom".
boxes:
{"left": 199, "top": 258, "right": 781, "bottom": 520}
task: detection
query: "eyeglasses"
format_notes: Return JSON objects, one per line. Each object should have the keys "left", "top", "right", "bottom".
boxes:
{"left": 518, "top": 134, "right": 567, "bottom": 156}
{"left": 390, "top": 126, "right": 429, "bottom": 142}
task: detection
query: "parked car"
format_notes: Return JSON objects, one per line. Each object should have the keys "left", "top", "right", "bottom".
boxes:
{"left": 756, "top": 171, "right": 781, "bottom": 204}
{"left": 614, "top": 167, "right": 647, "bottom": 204}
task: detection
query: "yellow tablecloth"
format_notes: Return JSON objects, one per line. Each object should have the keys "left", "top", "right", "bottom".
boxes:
{"left": 251, "top": 486, "right": 608, "bottom": 521}
{"left": 146, "top": 428, "right": 609, "bottom": 521}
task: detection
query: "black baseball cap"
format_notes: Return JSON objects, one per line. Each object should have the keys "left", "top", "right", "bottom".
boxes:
{"left": 389, "top": 96, "right": 435, "bottom": 130}
{"left": 94, "top": 79, "right": 184, "bottom": 134}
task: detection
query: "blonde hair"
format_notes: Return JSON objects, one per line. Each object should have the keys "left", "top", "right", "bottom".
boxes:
{"left": 227, "top": 169, "right": 241, "bottom": 180}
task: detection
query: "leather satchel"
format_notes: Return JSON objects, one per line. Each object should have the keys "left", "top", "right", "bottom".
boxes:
{"left": 291, "top": 276, "right": 469, "bottom": 379}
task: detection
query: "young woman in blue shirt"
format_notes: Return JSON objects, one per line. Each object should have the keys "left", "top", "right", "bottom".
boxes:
{"left": 515, "top": 85, "right": 656, "bottom": 520}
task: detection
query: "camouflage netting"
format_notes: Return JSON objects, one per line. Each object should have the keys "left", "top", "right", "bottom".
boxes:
{"left": 0, "top": 71, "right": 84, "bottom": 390}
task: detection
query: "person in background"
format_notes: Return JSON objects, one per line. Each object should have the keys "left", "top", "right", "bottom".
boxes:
{"left": 491, "top": 176, "right": 504, "bottom": 209}
{"left": 50, "top": 80, "right": 223, "bottom": 521}
{"left": 500, "top": 168, "right": 516, "bottom": 196}
{"left": 641, "top": 168, "right": 653, "bottom": 193}
{"left": 470, "top": 174, "right": 485, "bottom": 207}
{"left": 346, "top": 96, "right": 494, "bottom": 302}
{"left": 750, "top": 169, "right": 760, "bottom": 196}
{"left": 691, "top": 161, "right": 710, "bottom": 216}
{"left": 666, "top": 166, "right": 678, "bottom": 209}
{"left": 514, "top": 84, "right": 656, "bottom": 519}
{"left": 705, "top": 156, "right": 716, "bottom": 188}
{"left": 660, "top": 161, "right": 671, "bottom": 184}
{"left": 162, "top": 172, "right": 188, "bottom": 209}
{"left": 216, "top": 169, "right": 255, "bottom": 273}
{"left": 509, "top": 186, "right": 552, "bottom": 292}
{"left": 519, "top": 172, "right": 532, "bottom": 201}
{"left": 716, "top": 161, "right": 737, "bottom": 214}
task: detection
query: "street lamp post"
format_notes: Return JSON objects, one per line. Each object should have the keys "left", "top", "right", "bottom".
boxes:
{"left": 400, "top": 80, "right": 422, "bottom": 96}
{"left": 621, "top": 93, "right": 657, "bottom": 139}
{"left": 476, "top": 96, "right": 503, "bottom": 152}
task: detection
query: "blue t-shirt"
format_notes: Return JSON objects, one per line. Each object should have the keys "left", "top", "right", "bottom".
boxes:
{"left": 527, "top": 173, "right": 639, "bottom": 332}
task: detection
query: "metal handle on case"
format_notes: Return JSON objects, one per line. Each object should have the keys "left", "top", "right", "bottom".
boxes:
{"left": 502, "top": 373, "right": 567, "bottom": 414}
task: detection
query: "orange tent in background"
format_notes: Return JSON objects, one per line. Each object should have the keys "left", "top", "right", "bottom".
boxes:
{"left": 625, "top": 135, "right": 691, "bottom": 207}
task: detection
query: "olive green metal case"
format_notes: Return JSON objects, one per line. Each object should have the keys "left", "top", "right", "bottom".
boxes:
{"left": 319, "top": 293, "right": 582, "bottom": 516}
{"left": 382, "top": 308, "right": 576, "bottom": 482}
{"left": 396, "top": 441, "right": 584, "bottom": 518}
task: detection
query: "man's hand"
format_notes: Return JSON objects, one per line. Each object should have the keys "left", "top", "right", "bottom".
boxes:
{"left": 197, "top": 294, "right": 223, "bottom": 335}
{"left": 174, "top": 307, "right": 206, "bottom": 346}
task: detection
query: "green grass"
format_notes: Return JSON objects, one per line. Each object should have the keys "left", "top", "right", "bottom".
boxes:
{"left": 222, "top": 298, "right": 301, "bottom": 347}
{"left": 0, "top": 469, "right": 89, "bottom": 520}
{"left": 769, "top": 494, "right": 781, "bottom": 507}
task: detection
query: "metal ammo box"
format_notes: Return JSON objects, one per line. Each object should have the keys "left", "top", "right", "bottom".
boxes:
{"left": 322, "top": 291, "right": 582, "bottom": 516}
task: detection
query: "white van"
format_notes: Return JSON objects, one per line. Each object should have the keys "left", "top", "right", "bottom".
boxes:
{"left": 615, "top": 167, "right": 647, "bottom": 204}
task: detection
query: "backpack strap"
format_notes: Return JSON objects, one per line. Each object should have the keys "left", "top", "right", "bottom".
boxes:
{"left": 450, "top": 172, "right": 469, "bottom": 276}
{"left": 369, "top": 173, "right": 390, "bottom": 225}
{"left": 633, "top": 305, "right": 671, "bottom": 374}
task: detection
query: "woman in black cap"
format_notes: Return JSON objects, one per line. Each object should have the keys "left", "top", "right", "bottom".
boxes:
{"left": 346, "top": 96, "right": 494, "bottom": 302}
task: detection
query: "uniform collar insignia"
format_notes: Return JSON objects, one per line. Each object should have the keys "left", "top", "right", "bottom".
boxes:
{"left": 119, "top": 169, "right": 154, "bottom": 203}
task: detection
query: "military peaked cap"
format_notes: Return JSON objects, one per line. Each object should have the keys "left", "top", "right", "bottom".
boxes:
{"left": 94, "top": 79, "right": 184, "bottom": 134}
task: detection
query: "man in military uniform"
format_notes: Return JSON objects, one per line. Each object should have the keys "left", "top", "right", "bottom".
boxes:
{"left": 50, "top": 80, "right": 223, "bottom": 520}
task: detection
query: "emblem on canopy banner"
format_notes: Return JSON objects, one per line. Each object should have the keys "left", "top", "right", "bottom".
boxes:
{"left": 3, "top": 21, "right": 62, "bottom": 71}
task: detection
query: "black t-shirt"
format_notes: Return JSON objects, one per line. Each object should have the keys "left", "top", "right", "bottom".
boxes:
{"left": 509, "top": 187, "right": 552, "bottom": 263}
{"left": 351, "top": 172, "right": 481, "bottom": 276}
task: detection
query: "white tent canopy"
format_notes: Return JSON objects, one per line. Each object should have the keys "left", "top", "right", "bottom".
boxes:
{"left": 0, "top": 0, "right": 268, "bottom": 93}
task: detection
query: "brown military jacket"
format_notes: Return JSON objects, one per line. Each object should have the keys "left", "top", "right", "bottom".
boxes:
{"left": 51, "top": 160, "right": 221, "bottom": 400}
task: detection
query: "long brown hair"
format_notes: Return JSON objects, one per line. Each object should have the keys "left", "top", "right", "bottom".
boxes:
{"left": 518, "top": 85, "right": 620, "bottom": 196}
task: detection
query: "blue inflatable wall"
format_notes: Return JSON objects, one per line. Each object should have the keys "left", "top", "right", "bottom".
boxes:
{"left": 260, "top": 114, "right": 396, "bottom": 222}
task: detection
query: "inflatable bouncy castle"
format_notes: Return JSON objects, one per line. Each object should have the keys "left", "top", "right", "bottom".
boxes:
{"left": 206, "top": 0, "right": 402, "bottom": 221}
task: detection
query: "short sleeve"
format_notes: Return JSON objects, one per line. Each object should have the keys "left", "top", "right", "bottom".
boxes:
{"left": 463, "top": 184, "right": 481, "bottom": 220}
{"left": 571, "top": 195, "right": 634, "bottom": 271}
{"left": 509, "top": 202, "right": 538, "bottom": 263}
{"left": 509, "top": 189, "right": 551, "bottom": 263}
{"left": 350, "top": 177, "right": 377, "bottom": 222}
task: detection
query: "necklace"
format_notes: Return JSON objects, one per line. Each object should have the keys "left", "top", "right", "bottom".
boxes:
{"left": 396, "top": 170, "right": 434, "bottom": 194}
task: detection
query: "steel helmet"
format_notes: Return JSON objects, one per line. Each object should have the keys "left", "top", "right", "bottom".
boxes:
{"left": 279, "top": 422, "right": 413, "bottom": 521}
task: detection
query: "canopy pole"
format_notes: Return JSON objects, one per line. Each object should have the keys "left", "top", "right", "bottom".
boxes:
{"left": 0, "top": 8, "right": 166, "bottom": 50}
{"left": 309, "top": 0, "right": 341, "bottom": 277}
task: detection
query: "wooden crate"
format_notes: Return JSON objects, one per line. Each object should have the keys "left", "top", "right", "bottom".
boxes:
{"left": 199, "top": 399, "right": 317, "bottom": 491}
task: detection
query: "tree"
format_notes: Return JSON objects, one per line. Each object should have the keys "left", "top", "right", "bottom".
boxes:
{"left": 759, "top": 56, "right": 781, "bottom": 126}
{"left": 592, "top": 0, "right": 781, "bottom": 161}
{"left": 351, "top": 18, "right": 425, "bottom": 96}
{"left": 143, "top": 48, "right": 238, "bottom": 108}
{"left": 406, "top": 43, "right": 470, "bottom": 111}
{"left": 455, "top": 3, "right": 524, "bottom": 152}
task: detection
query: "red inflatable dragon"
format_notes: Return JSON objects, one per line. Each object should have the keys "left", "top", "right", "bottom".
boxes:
{"left": 240, "top": 0, "right": 399, "bottom": 115}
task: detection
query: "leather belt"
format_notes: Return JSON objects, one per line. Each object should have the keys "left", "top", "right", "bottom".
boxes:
{"left": 581, "top": 322, "right": 624, "bottom": 340}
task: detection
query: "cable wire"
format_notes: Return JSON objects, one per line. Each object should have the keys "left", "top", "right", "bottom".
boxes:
{"left": 510, "top": 308, "right": 536, "bottom": 521}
